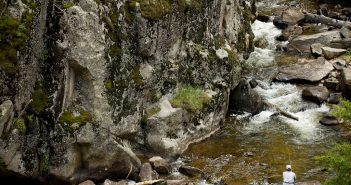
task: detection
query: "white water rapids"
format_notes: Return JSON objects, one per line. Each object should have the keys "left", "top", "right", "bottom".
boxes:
{"left": 238, "top": 20, "right": 335, "bottom": 143}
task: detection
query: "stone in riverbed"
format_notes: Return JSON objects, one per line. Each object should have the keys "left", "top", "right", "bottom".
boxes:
{"left": 341, "top": 67, "right": 351, "bottom": 99}
{"left": 275, "top": 58, "right": 334, "bottom": 83}
{"left": 310, "top": 43, "right": 324, "bottom": 57}
{"left": 103, "top": 179, "right": 127, "bottom": 185}
{"left": 302, "top": 86, "right": 330, "bottom": 104}
{"left": 287, "top": 31, "right": 341, "bottom": 53}
{"left": 340, "top": 27, "right": 350, "bottom": 38}
{"left": 149, "top": 156, "right": 171, "bottom": 175}
{"left": 331, "top": 59, "right": 347, "bottom": 70}
{"left": 322, "top": 47, "right": 347, "bottom": 60}
{"left": 273, "top": 9, "right": 304, "bottom": 29}
{"left": 323, "top": 77, "right": 339, "bottom": 90}
{"left": 328, "top": 93, "right": 342, "bottom": 104}
{"left": 229, "top": 79, "right": 264, "bottom": 114}
{"left": 139, "top": 162, "right": 159, "bottom": 182}
{"left": 320, "top": 113, "right": 339, "bottom": 126}
{"left": 179, "top": 166, "right": 204, "bottom": 177}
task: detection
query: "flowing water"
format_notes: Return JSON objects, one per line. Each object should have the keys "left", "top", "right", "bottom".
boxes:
{"left": 178, "top": 19, "right": 344, "bottom": 185}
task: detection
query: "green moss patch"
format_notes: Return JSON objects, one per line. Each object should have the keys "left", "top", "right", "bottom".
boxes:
{"left": 14, "top": 118, "right": 27, "bottom": 135}
{"left": 126, "top": 0, "right": 170, "bottom": 20}
{"left": 170, "top": 86, "right": 210, "bottom": 112}
{"left": 59, "top": 110, "right": 92, "bottom": 133}
{"left": 63, "top": 2, "right": 75, "bottom": 9}
{"left": 30, "top": 87, "right": 49, "bottom": 113}
{"left": 130, "top": 64, "right": 144, "bottom": 87}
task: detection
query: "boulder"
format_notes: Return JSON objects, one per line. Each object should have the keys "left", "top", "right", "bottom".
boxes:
{"left": 322, "top": 47, "right": 347, "bottom": 60}
{"left": 0, "top": 100, "right": 14, "bottom": 137}
{"left": 340, "top": 27, "right": 349, "bottom": 38}
{"left": 179, "top": 166, "right": 204, "bottom": 177}
{"left": 311, "top": 43, "right": 324, "bottom": 56}
{"left": 331, "top": 59, "right": 347, "bottom": 70}
{"left": 216, "top": 49, "right": 228, "bottom": 60}
{"left": 273, "top": 9, "right": 304, "bottom": 29}
{"left": 249, "top": 78, "right": 258, "bottom": 88}
{"left": 328, "top": 93, "right": 343, "bottom": 104}
{"left": 302, "top": 86, "right": 330, "bottom": 103}
{"left": 275, "top": 58, "right": 334, "bottom": 83}
{"left": 320, "top": 113, "right": 339, "bottom": 126}
{"left": 149, "top": 156, "right": 171, "bottom": 175}
{"left": 323, "top": 77, "right": 339, "bottom": 90}
{"left": 79, "top": 180, "right": 95, "bottom": 185}
{"left": 139, "top": 163, "right": 158, "bottom": 182}
{"left": 287, "top": 31, "right": 341, "bottom": 53}
{"left": 229, "top": 79, "right": 264, "bottom": 114}
{"left": 340, "top": 67, "right": 351, "bottom": 98}
{"left": 256, "top": 14, "right": 270, "bottom": 22}
{"left": 279, "top": 26, "right": 303, "bottom": 41}
{"left": 328, "top": 39, "right": 351, "bottom": 49}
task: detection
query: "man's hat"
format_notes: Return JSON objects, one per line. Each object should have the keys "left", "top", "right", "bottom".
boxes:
{"left": 286, "top": 165, "right": 292, "bottom": 170}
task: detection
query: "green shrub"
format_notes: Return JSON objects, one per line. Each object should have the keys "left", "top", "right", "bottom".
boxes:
{"left": 14, "top": 118, "right": 27, "bottom": 135}
{"left": 332, "top": 98, "right": 351, "bottom": 124}
{"left": 315, "top": 143, "right": 351, "bottom": 185}
{"left": 170, "top": 86, "right": 210, "bottom": 112}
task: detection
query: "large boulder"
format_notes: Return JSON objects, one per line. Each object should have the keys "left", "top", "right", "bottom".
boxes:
{"left": 275, "top": 58, "right": 334, "bottom": 83}
{"left": 273, "top": 9, "right": 304, "bottom": 29}
{"left": 340, "top": 67, "right": 351, "bottom": 99}
{"left": 322, "top": 47, "right": 347, "bottom": 60}
{"left": 287, "top": 31, "right": 342, "bottom": 53}
{"left": 302, "top": 86, "right": 330, "bottom": 103}
{"left": 229, "top": 79, "right": 264, "bottom": 114}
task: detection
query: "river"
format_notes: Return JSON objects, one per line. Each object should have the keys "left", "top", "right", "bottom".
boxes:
{"left": 176, "top": 8, "right": 344, "bottom": 185}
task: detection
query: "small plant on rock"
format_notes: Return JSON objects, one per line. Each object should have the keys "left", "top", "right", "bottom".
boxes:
{"left": 170, "top": 86, "right": 210, "bottom": 112}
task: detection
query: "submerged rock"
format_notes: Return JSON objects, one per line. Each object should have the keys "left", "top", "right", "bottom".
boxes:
{"left": 179, "top": 166, "right": 204, "bottom": 177}
{"left": 302, "top": 86, "right": 330, "bottom": 103}
{"left": 275, "top": 58, "right": 334, "bottom": 83}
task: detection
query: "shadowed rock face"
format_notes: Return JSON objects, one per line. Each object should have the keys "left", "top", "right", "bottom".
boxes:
{"left": 0, "top": 0, "right": 255, "bottom": 183}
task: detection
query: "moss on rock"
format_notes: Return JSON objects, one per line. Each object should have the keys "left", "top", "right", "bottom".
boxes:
{"left": 170, "top": 86, "right": 210, "bottom": 112}
{"left": 14, "top": 118, "right": 27, "bottom": 135}
{"left": 29, "top": 86, "right": 49, "bottom": 113}
{"left": 59, "top": 110, "right": 92, "bottom": 133}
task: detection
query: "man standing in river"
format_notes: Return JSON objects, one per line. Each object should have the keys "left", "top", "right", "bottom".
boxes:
{"left": 283, "top": 165, "right": 296, "bottom": 185}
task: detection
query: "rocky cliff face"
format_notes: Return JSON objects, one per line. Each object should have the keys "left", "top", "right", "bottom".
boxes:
{"left": 0, "top": 0, "right": 255, "bottom": 184}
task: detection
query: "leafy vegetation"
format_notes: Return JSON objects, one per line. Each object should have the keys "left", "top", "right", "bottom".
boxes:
{"left": 332, "top": 98, "right": 351, "bottom": 124}
{"left": 170, "top": 86, "right": 210, "bottom": 112}
{"left": 315, "top": 143, "right": 351, "bottom": 185}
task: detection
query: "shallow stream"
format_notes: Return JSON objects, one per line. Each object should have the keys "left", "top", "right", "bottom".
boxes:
{"left": 179, "top": 7, "right": 344, "bottom": 184}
